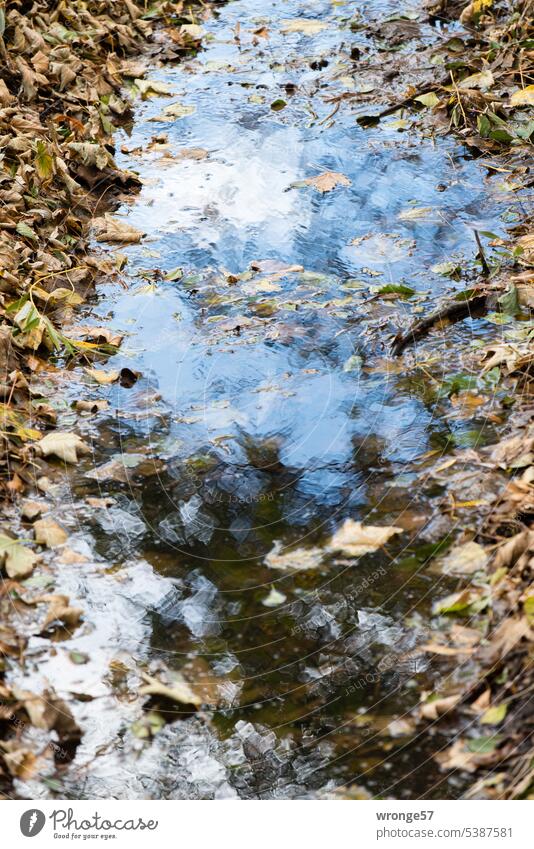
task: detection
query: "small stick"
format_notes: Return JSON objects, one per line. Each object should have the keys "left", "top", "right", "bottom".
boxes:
{"left": 392, "top": 293, "right": 487, "bottom": 356}
{"left": 474, "top": 230, "right": 490, "bottom": 277}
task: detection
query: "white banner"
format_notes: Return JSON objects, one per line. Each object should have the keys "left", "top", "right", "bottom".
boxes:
{"left": 2, "top": 800, "right": 532, "bottom": 848}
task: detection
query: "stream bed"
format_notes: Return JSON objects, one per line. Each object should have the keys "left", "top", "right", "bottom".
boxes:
{"left": 13, "top": 0, "right": 524, "bottom": 799}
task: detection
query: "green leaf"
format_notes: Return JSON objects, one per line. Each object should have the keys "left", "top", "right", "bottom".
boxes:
{"left": 16, "top": 222, "right": 38, "bottom": 241}
{"left": 480, "top": 704, "right": 507, "bottom": 726}
{"left": 453, "top": 288, "right": 476, "bottom": 301}
{"left": 432, "top": 261, "right": 461, "bottom": 278}
{"left": 343, "top": 354, "right": 363, "bottom": 373}
{"left": 164, "top": 266, "right": 183, "bottom": 281}
{"left": 376, "top": 283, "right": 415, "bottom": 297}
{"left": 498, "top": 285, "right": 519, "bottom": 316}
{"left": 69, "top": 651, "right": 89, "bottom": 665}
{"left": 477, "top": 114, "right": 491, "bottom": 137}
{"left": 414, "top": 91, "right": 440, "bottom": 108}
{"left": 466, "top": 735, "right": 502, "bottom": 754}
{"left": 523, "top": 594, "right": 534, "bottom": 625}
{"left": 270, "top": 99, "right": 287, "bottom": 111}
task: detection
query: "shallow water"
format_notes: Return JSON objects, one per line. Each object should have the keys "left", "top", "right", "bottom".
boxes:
{"left": 15, "top": 0, "right": 521, "bottom": 799}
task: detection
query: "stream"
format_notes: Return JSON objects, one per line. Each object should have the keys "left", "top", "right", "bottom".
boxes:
{"left": 14, "top": 0, "right": 522, "bottom": 799}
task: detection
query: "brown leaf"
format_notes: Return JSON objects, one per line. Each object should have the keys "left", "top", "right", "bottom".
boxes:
{"left": 41, "top": 594, "right": 83, "bottom": 630}
{"left": 420, "top": 694, "right": 461, "bottom": 720}
{"left": 299, "top": 171, "right": 351, "bottom": 194}
{"left": 138, "top": 672, "right": 202, "bottom": 708}
{"left": 34, "top": 518, "right": 68, "bottom": 548}
{"left": 93, "top": 214, "right": 144, "bottom": 244}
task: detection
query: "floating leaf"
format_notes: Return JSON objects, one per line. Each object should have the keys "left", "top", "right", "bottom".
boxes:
{"left": 498, "top": 285, "right": 519, "bottom": 316}
{"left": 138, "top": 671, "right": 201, "bottom": 707}
{"left": 292, "top": 171, "right": 351, "bottom": 194}
{"left": 398, "top": 206, "right": 433, "bottom": 221}
{"left": 150, "top": 101, "right": 196, "bottom": 121}
{"left": 281, "top": 19, "right": 328, "bottom": 35}
{"left": 38, "top": 431, "right": 90, "bottom": 464}
{"left": 439, "top": 541, "right": 488, "bottom": 576}
{"left": 431, "top": 261, "right": 461, "bottom": 277}
{"left": 165, "top": 266, "right": 183, "bottom": 281}
{"left": 376, "top": 283, "right": 415, "bottom": 298}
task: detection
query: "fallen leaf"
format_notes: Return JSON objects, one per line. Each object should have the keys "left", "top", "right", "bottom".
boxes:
{"left": 459, "top": 69, "right": 494, "bottom": 90}
{"left": 0, "top": 534, "right": 38, "bottom": 579}
{"left": 265, "top": 541, "right": 323, "bottom": 571}
{"left": 84, "top": 368, "right": 120, "bottom": 385}
{"left": 34, "top": 518, "right": 68, "bottom": 548}
{"left": 150, "top": 101, "right": 196, "bottom": 121}
{"left": 93, "top": 214, "right": 144, "bottom": 244}
{"left": 420, "top": 694, "right": 461, "bottom": 720}
{"left": 329, "top": 519, "right": 402, "bottom": 557}
{"left": 281, "top": 19, "right": 328, "bottom": 35}
{"left": 481, "top": 704, "right": 507, "bottom": 726}
{"left": 510, "top": 85, "right": 534, "bottom": 106}
{"left": 398, "top": 206, "right": 434, "bottom": 221}
{"left": 293, "top": 171, "right": 351, "bottom": 194}
{"left": 262, "top": 587, "right": 287, "bottom": 606}
{"left": 75, "top": 399, "right": 109, "bottom": 413}
{"left": 38, "top": 431, "right": 90, "bottom": 464}
{"left": 138, "top": 671, "right": 201, "bottom": 707}
{"left": 439, "top": 540, "right": 488, "bottom": 575}
{"left": 21, "top": 501, "right": 45, "bottom": 521}
{"left": 41, "top": 594, "right": 83, "bottom": 630}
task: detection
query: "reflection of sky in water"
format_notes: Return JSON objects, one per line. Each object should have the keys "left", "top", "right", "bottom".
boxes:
{"left": 94, "top": 0, "right": 509, "bottom": 508}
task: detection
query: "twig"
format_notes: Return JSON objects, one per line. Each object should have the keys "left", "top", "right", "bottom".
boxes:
{"left": 392, "top": 292, "right": 487, "bottom": 356}
{"left": 474, "top": 229, "right": 490, "bottom": 277}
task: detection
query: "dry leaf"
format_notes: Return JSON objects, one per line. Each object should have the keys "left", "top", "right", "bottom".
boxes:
{"left": 34, "top": 518, "right": 68, "bottom": 548}
{"left": 265, "top": 541, "right": 323, "bottom": 571}
{"left": 38, "top": 431, "right": 90, "bottom": 464}
{"left": 281, "top": 19, "right": 328, "bottom": 35}
{"left": 296, "top": 171, "right": 351, "bottom": 194}
{"left": 329, "top": 519, "right": 402, "bottom": 557}
{"left": 85, "top": 368, "right": 120, "bottom": 385}
{"left": 138, "top": 671, "right": 202, "bottom": 707}
{"left": 0, "top": 534, "right": 38, "bottom": 579}
{"left": 93, "top": 214, "right": 144, "bottom": 244}
{"left": 439, "top": 541, "right": 488, "bottom": 575}
{"left": 41, "top": 594, "right": 83, "bottom": 630}
{"left": 420, "top": 694, "right": 461, "bottom": 720}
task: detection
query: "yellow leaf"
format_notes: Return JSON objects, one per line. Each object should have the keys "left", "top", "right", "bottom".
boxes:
{"left": 85, "top": 368, "right": 120, "bottom": 385}
{"left": 510, "top": 85, "right": 534, "bottom": 107}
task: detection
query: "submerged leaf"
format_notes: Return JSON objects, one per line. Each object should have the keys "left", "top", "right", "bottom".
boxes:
{"left": 329, "top": 520, "right": 402, "bottom": 557}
